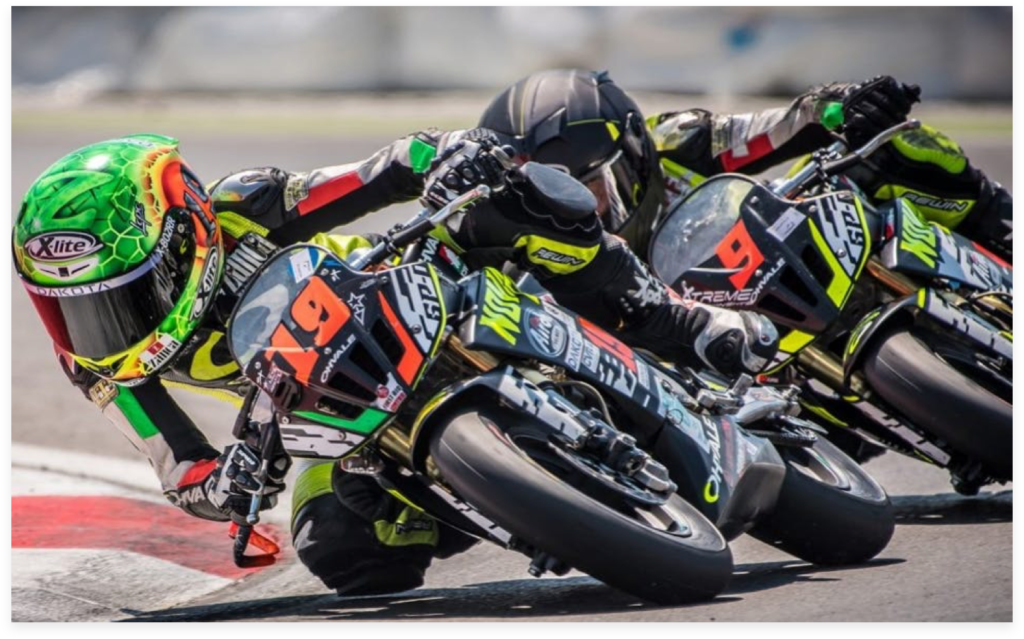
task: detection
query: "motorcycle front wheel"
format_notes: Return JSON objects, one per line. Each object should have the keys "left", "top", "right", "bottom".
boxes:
{"left": 749, "top": 434, "right": 895, "bottom": 565}
{"left": 429, "top": 405, "right": 734, "bottom": 604}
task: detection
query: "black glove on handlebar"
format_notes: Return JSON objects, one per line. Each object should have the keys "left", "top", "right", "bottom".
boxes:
{"left": 423, "top": 129, "right": 509, "bottom": 210}
{"left": 842, "top": 76, "right": 921, "bottom": 148}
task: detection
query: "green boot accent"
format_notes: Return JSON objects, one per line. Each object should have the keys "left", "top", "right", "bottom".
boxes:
{"left": 291, "top": 461, "right": 336, "bottom": 527}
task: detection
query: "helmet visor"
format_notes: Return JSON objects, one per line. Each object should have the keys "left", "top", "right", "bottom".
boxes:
{"left": 579, "top": 112, "right": 653, "bottom": 233}
{"left": 20, "top": 210, "right": 196, "bottom": 360}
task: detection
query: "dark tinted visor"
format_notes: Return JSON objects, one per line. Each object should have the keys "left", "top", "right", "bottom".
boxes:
{"left": 579, "top": 112, "right": 652, "bottom": 232}
{"left": 21, "top": 210, "right": 196, "bottom": 359}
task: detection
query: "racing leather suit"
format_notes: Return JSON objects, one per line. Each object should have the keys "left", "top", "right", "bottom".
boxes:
{"left": 641, "top": 89, "right": 1012, "bottom": 262}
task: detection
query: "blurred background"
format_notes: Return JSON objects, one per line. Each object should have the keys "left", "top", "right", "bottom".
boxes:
{"left": 11, "top": 4, "right": 1012, "bottom": 461}
{"left": 9, "top": 8, "right": 1014, "bottom": 622}
{"left": 11, "top": 6, "right": 1014, "bottom": 98}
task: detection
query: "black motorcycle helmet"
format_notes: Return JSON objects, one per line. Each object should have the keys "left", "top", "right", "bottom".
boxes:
{"left": 479, "top": 69, "right": 663, "bottom": 248}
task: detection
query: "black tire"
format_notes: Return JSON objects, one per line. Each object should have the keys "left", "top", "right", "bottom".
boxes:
{"left": 750, "top": 435, "right": 894, "bottom": 565}
{"left": 864, "top": 329, "right": 1012, "bottom": 479}
{"left": 429, "top": 406, "right": 733, "bottom": 604}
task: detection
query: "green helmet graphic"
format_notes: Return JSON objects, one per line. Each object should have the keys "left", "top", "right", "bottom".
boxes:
{"left": 13, "top": 134, "right": 224, "bottom": 382}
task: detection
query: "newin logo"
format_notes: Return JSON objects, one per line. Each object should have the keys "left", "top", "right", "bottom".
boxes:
{"left": 532, "top": 247, "right": 585, "bottom": 267}
{"left": 25, "top": 231, "right": 102, "bottom": 262}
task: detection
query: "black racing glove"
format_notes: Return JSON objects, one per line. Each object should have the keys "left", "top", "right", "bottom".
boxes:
{"left": 173, "top": 443, "right": 291, "bottom": 522}
{"left": 423, "top": 129, "right": 509, "bottom": 210}
{"left": 842, "top": 76, "right": 921, "bottom": 148}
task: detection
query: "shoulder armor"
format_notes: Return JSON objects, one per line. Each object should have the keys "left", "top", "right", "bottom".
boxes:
{"left": 209, "top": 167, "right": 297, "bottom": 237}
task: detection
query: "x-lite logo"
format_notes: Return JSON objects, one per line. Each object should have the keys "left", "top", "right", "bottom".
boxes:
{"left": 25, "top": 231, "right": 102, "bottom": 262}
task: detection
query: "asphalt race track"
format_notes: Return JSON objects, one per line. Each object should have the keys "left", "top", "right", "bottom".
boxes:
{"left": 10, "top": 97, "right": 1013, "bottom": 622}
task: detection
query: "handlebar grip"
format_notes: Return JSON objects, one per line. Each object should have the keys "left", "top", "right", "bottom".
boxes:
{"left": 390, "top": 217, "right": 435, "bottom": 248}
{"left": 819, "top": 154, "right": 863, "bottom": 178}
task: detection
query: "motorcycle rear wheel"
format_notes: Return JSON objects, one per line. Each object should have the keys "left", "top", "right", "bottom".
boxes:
{"left": 749, "top": 435, "right": 894, "bottom": 565}
{"left": 429, "top": 405, "right": 734, "bottom": 604}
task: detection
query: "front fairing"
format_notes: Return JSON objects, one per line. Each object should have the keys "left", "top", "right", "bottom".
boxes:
{"left": 649, "top": 175, "right": 873, "bottom": 335}
{"left": 227, "top": 245, "right": 451, "bottom": 457}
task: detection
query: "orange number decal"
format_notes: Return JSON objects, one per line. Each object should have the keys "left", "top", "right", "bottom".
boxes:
{"left": 290, "top": 276, "right": 350, "bottom": 347}
{"left": 263, "top": 275, "right": 350, "bottom": 383}
{"left": 716, "top": 220, "right": 764, "bottom": 290}
{"left": 267, "top": 324, "right": 319, "bottom": 384}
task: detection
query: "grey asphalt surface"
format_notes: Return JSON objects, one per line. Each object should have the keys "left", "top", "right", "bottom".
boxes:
{"left": 10, "top": 97, "right": 1013, "bottom": 622}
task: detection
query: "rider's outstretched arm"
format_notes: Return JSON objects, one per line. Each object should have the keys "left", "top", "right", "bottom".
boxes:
{"left": 208, "top": 130, "right": 469, "bottom": 246}
{"left": 649, "top": 76, "right": 919, "bottom": 179}
{"left": 55, "top": 348, "right": 254, "bottom": 521}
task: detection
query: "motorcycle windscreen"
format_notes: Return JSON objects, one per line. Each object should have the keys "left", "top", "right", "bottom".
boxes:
{"left": 649, "top": 176, "right": 753, "bottom": 287}
{"left": 228, "top": 245, "right": 443, "bottom": 432}
{"left": 228, "top": 245, "right": 338, "bottom": 374}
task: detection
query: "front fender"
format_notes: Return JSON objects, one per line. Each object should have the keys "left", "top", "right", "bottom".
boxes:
{"left": 842, "top": 293, "right": 920, "bottom": 383}
{"left": 406, "top": 366, "right": 592, "bottom": 472}
{"left": 843, "top": 288, "right": 1013, "bottom": 384}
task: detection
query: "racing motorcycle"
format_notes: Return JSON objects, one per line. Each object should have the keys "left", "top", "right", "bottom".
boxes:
{"left": 225, "top": 163, "right": 893, "bottom": 605}
{"left": 649, "top": 120, "right": 1012, "bottom": 495}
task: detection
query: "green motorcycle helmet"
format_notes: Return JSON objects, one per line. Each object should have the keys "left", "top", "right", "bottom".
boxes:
{"left": 13, "top": 134, "right": 224, "bottom": 382}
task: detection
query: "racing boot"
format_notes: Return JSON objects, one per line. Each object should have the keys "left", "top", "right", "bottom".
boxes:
{"left": 290, "top": 462, "right": 435, "bottom": 596}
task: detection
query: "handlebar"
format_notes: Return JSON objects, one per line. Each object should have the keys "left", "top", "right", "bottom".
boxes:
{"left": 349, "top": 184, "right": 492, "bottom": 270}
{"left": 771, "top": 119, "right": 921, "bottom": 199}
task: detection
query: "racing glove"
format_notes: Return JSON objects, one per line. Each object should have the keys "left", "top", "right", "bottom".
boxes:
{"left": 423, "top": 129, "right": 509, "bottom": 210}
{"left": 841, "top": 75, "right": 921, "bottom": 148}
{"left": 173, "top": 443, "right": 291, "bottom": 522}
{"left": 628, "top": 300, "right": 778, "bottom": 377}
{"left": 688, "top": 305, "right": 780, "bottom": 376}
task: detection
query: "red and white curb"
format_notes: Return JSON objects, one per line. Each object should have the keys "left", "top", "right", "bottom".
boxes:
{"left": 12, "top": 443, "right": 292, "bottom": 621}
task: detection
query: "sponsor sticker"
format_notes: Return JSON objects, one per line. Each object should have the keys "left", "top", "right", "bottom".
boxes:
{"left": 139, "top": 334, "right": 183, "bottom": 373}
{"left": 375, "top": 373, "right": 407, "bottom": 412}
{"left": 25, "top": 231, "right": 102, "bottom": 262}
{"left": 347, "top": 292, "right": 366, "bottom": 324}
{"left": 288, "top": 249, "right": 315, "bottom": 283}
{"left": 319, "top": 334, "right": 356, "bottom": 385}
{"left": 525, "top": 309, "right": 567, "bottom": 358}
{"left": 393, "top": 263, "right": 442, "bottom": 353}
{"left": 190, "top": 247, "right": 220, "bottom": 321}
{"left": 564, "top": 329, "right": 584, "bottom": 371}
{"left": 581, "top": 341, "right": 601, "bottom": 373}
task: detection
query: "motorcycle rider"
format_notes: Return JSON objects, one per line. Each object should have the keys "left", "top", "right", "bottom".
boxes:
{"left": 474, "top": 69, "right": 1013, "bottom": 461}
{"left": 14, "top": 131, "right": 778, "bottom": 596}
{"left": 477, "top": 69, "right": 1012, "bottom": 264}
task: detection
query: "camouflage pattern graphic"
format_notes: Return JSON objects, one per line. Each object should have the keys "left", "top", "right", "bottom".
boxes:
{"left": 14, "top": 134, "right": 184, "bottom": 286}
{"left": 14, "top": 134, "right": 224, "bottom": 382}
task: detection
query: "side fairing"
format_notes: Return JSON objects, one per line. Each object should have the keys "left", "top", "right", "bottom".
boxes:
{"left": 882, "top": 199, "right": 1012, "bottom": 293}
{"left": 457, "top": 266, "right": 780, "bottom": 522}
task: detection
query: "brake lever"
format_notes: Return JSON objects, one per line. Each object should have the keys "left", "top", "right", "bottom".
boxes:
{"left": 230, "top": 416, "right": 282, "bottom": 568}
